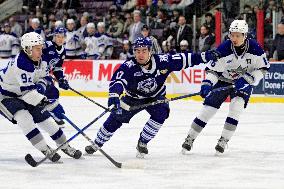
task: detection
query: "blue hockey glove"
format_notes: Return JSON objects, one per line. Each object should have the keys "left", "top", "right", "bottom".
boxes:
{"left": 235, "top": 75, "right": 253, "bottom": 97}
{"left": 200, "top": 80, "right": 213, "bottom": 98}
{"left": 36, "top": 82, "right": 47, "bottom": 95}
{"left": 202, "top": 50, "right": 221, "bottom": 62}
{"left": 58, "top": 78, "right": 69, "bottom": 90}
{"left": 108, "top": 93, "right": 122, "bottom": 115}
{"left": 51, "top": 104, "right": 65, "bottom": 119}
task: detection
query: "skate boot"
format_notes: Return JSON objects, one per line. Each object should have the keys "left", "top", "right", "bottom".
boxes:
{"left": 136, "top": 140, "right": 148, "bottom": 158}
{"left": 41, "top": 145, "right": 61, "bottom": 162}
{"left": 215, "top": 137, "right": 229, "bottom": 154}
{"left": 62, "top": 145, "right": 82, "bottom": 159}
{"left": 85, "top": 143, "right": 100, "bottom": 155}
{"left": 182, "top": 135, "right": 195, "bottom": 154}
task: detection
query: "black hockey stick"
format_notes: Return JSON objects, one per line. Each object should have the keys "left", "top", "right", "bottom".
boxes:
{"left": 123, "top": 85, "right": 234, "bottom": 111}
{"left": 68, "top": 87, "right": 108, "bottom": 110}
{"left": 25, "top": 109, "right": 109, "bottom": 167}
{"left": 62, "top": 114, "right": 122, "bottom": 168}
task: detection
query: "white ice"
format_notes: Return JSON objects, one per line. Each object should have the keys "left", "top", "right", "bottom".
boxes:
{"left": 0, "top": 97, "right": 283, "bottom": 189}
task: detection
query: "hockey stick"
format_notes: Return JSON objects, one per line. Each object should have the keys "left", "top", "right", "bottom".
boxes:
{"left": 62, "top": 114, "right": 122, "bottom": 168}
{"left": 24, "top": 109, "right": 109, "bottom": 167}
{"left": 68, "top": 87, "right": 108, "bottom": 111}
{"left": 123, "top": 85, "right": 234, "bottom": 111}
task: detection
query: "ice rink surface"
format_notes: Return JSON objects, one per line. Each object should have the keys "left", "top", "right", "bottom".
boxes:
{"left": 0, "top": 97, "right": 283, "bottom": 189}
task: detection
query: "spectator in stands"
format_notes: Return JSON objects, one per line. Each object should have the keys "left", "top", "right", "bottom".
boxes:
{"left": 179, "top": 40, "right": 189, "bottom": 53}
{"left": 123, "top": 13, "right": 133, "bottom": 35}
{"left": 22, "top": 0, "right": 41, "bottom": 14}
{"left": 128, "top": 10, "right": 144, "bottom": 43}
{"left": 107, "top": 14, "right": 124, "bottom": 38}
{"left": 157, "top": 0, "right": 170, "bottom": 12}
{"left": 161, "top": 40, "right": 176, "bottom": 55}
{"left": 269, "top": 22, "right": 284, "bottom": 61}
{"left": 141, "top": 0, "right": 157, "bottom": 18}
{"left": 0, "top": 23, "right": 20, "bottom": 59}
{"left": 119, "top": 39, "right": 134, "bottom": 60}
{"left": 198, "top": 24, "right": 215, "bottom": 52}
{"left": 141, "top": 24, "right": 162, "bottom": 54}
{"left": 204, "top": 13, "right": 215, "bottom": 34}
{"left": 8, "top": 16, "right": 23, "bottom": 38}
{"left": 168, "top": 15, "right": 193, "bottom": 52}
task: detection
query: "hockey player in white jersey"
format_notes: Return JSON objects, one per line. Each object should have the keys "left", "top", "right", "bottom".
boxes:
{"left": 95, "top": 22, "right": 113, "bottom": 59}
{"left": 0, "top": 32, "right": 82, "bottom": 162}
{"left": 82, "top": 23, "right": 100, "bottom": 59}
{"left": 0, "top": 23, "right": 20, "bottom": 58}
{"left": 182, "top": 20, "right": 270, "bottom": 154}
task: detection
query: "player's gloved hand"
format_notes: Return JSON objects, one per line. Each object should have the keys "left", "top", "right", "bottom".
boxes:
{"left": 235, "top": 74, "right": 253, "bottom": 97}
{"left": 202, "top": 50, "right": 221, "bottom": 62}
{"left": 35, "top": 82, "right": 46, "bottom": 95}
{"left": 108, "top": 93, "right": 122, "bottom": 115}
{"left": 58, "top": 78, "right": 69, "bottom": 90}
{"left": 200, "top": 80, "right": 213, "bottom": 98}
{"left": 51, "top": 104, "right": 66, "bottom": 119}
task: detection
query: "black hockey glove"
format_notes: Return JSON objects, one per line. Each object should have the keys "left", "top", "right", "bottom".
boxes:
{"left": 108, "top": 93, "right": 122, "bottom": 115}
{"left": 58, "top": 78, "right": 70, "bottom": 90}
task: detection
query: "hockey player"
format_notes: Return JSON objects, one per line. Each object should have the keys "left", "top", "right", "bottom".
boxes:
{"left": 82, "top": 23, "right": 100, "bottom": 59}
{"left": 0, "top": 23, "right": 20, "bottom": 58}
{"left": 38, "top": 26, "right": 70, "bottom": 126}
{"left": 0, "top": 32, "right": 82, "bottom": 161}
{"left": 181, "top": 20, "right": 270, "bottom": 154}
{"left": 85, "top": 37, "right": 219, "bottom": 158}
{"left": 95, "top": 22, "right": 114, "bottom": 59}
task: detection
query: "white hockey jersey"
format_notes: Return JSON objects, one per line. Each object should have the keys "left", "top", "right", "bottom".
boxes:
{"left": 0, "top": 51, "right": 47, "bottom": 105}
{"left": 0, "top": 32, "right": 20, "bottom": 58}
{"left": 95, "top": 32, "right": 113, "bottom": 58}
{"left": 205, "top": 39, "right": 270, "bottom": 86}
{"left": 65, "top": 30, "right": 84, "bottom": 57}
{"left": 83, "top": 35, "right": 100, "bottom": 58}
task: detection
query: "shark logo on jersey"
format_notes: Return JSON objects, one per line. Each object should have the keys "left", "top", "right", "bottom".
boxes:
{"left": 228, "top": 65, "right": 247, "bottom": 79}
{"left": 159, "top": 54, "right": 168, "bottom": 62}
{"left": 137, "top": 78, "right": 157, "bottom": 94}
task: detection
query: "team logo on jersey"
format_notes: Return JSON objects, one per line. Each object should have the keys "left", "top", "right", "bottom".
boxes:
{"left": 49, "top": 51, "right": 55, "bottom": 55}
{"left": 134, "top": 71, "right": 143, "bottom": 76}
{"left": 137, "top": 78, "right": 157, "bottom": 94}
{"left": 124, "top": 60, "right": 135, "bottom": 68}
{"left": 159, "top": 54, "right": 168, "bottom": 62}
{"left": 160, "top": 69, "right": 168, "bottom": 74}
{"left": 228, "top": 65, "right": 247, "bottom": 79}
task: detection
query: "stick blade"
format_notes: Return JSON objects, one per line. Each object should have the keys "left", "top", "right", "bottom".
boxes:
{"left": 25, "top": 154, "right": 38, "bottom": 167}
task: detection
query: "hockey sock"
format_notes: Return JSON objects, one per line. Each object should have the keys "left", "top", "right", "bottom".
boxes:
{"left": 188, "top": 105, "right": 218, "bottom": 139}
{"left": 221, "top": 97, "right": 245, "bottom": 140}
{"left": 139, "top": 118, "right": 163, "bottom": 144}
{"left": 14, "top": 110, "right": 48, "bottom": 151}
{"left": 37, "top": 118, "right": 67, "bottom": 146}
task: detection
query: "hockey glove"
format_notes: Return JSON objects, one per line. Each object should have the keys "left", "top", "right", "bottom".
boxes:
{"left": 200, "top": 80, "right": 213, "bottom": 98}
{"left": 201, "top": 50, "right": 221, "bottom": 62}
{"left": 58, "top": 78, "right": 70, "bottom": 90}
{"left": 36, "top": 81, "right": 47, "bottom": 95}
{"left": 108, "top": 93, "right": 122, "bottom": 115}
{"left": 235, "top": 75, "right": 253, "bottom": 97}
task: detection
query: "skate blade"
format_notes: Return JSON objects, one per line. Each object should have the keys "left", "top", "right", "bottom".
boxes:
{"left": 215, "top": 151, "right": 223, "bottom": 156}
{"left": 136, "top": 152, "right": 146, "bottom": 159}
{"left": 83, "top": 152, "right": 96, "bottom": 156}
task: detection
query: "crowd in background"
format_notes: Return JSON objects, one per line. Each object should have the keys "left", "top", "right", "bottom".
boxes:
{"left": 1, "top": 0, "right": 284, "bottom": 61}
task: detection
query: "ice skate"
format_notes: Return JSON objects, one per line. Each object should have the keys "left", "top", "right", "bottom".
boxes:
{"left": 136, "top": 140, "right": 148, "bottom": 158}
{"left": 215, "top": 137, "right": 229, "bottom": 155}
{"left": 181, "top": 135, "right": 195, "bottom": 154}
{"left": 41, "top": 145, "right": 61, "bottom": 162}
{"left": 62, "top": 144, "right": 82, "bottom": 159}
{"left": 85, "top": 143, "right": 100, "bottom": 155}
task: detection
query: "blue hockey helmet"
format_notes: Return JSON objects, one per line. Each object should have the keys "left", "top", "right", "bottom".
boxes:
{"left": 54, "top": 27, "right": 67, "bottom": 36}
{"left": 133, "top": 37, "right": 152, "bottom": 50}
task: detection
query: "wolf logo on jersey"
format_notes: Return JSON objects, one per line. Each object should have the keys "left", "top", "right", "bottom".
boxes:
{"left": 137, "top": 78, "right": 158, "bottom": 94}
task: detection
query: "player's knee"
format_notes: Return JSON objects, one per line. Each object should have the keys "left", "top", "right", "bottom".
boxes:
{"left": 197, "top": 105, "right": 218, "bottom": 122}
{"left": 103, "top": 115, "right": 123, "bottom": 133}
{"left": 151, "top": 108, "right": 170, "bottom": 123}
{"left": 228, "top": 97, "right": 245, "bottom": 119}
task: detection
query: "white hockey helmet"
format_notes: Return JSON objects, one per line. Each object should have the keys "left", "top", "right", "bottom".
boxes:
{"left": 229, "top": 20, "right": 248, "bottom": 34}
{"left": 21, "top": 32, "right": 44, "bottom": 55}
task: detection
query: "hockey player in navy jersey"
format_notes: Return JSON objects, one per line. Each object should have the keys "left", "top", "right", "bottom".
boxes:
{"left": 37, "top": 26, "right": 70, "bottom": 126}
{"left": 85, "top": 37, "right": 219, "bottom": 158}
{"left": 0, "top": 32, "right": 81, "bottom": 161}
{"left": 182, "top": 20, "right": 270, "bottom": 154}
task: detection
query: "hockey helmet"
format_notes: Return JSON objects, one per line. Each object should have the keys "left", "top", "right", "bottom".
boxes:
{"left": 229, "top": 20, "right": 248, "bottom": 34}
{"left": 133, "top": 37, "right": 152, "bottom": 50}
{"left": 54, "top": 26, "right": 67, "bottom": 36}
{"left": 21, "top": 32, "right": 44, "bottom": 55}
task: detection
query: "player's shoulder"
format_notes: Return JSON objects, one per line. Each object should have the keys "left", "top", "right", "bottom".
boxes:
{"left": 121, "top": 58, "right": 137, "bottom": 70}
{"left": 16, "top": 51, "right": 34, "bottom": 72}
{"left": 217, "top": 39, "right": 233, "bottom": 57}
{"left": 247, "top": 39, "right": 265, "bottom": 56}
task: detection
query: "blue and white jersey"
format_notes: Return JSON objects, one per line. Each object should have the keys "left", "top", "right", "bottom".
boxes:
{"left": 0, "top": 32, "right": 20, "bottom": 58}
{"left": 0, "top": 51, "right": 47, "bottom": 100}
{"left": 109, "top": 53, "right": 203, "bottom": 99}
{"left": 43, "top": 41, "right": 66, "bottom": 80}
{"left": 65, "top": 30, "right": 84, "bottom": 57}
{"left": 205, "top": 39, "right": 270, "bottom": 86}
{"left": 95, "top": 32, "right": 113, "bottom": 56}
{"left": 83, "top": 34, "right": 100, "bottom": 59}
